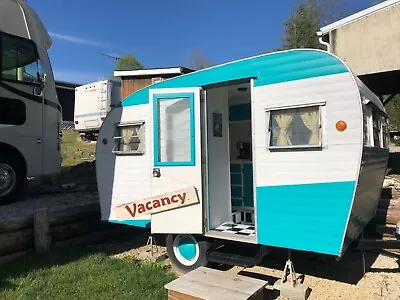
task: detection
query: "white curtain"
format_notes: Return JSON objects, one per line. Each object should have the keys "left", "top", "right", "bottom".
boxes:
{"left": 121, "top": 127, "right": 134, "bottom": 152}
{"left": 275, "top": 113, "right": 294, "bottom": 146}
{"left": 300, "top": 110, "right": 319, "bottom": 145}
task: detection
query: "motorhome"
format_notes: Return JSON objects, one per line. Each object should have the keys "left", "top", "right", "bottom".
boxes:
{"left": 74, "top": 80, "right": 121, "bottom": 141}
{"left": 0, "top": 0, "right": 61, "bottom": 204}
{"left": 96, "top": 49, "right": 389, "bottom": 273}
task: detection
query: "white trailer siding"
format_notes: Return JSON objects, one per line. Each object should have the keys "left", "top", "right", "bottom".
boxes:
{"left": 96, "top": 104, "right": 151, "bottom": 226}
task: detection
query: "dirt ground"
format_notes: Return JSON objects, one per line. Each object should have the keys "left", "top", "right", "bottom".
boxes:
{"left": 96, "top": 230, "right": 400, "bottom": 300}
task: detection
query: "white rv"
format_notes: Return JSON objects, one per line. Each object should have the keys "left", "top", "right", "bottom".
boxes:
{"left": 0, "top": 0, "right": 61, "bottom": 204}
{"left": 74, "top": 80, "right": 121, "bottom": 141}
{"left": 96, "top": 49, "right": 389, "bottom": 273}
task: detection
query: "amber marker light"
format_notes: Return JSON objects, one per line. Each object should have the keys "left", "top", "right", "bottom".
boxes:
{"left": 336, "top": 120, "right": 347, "bottom": 131}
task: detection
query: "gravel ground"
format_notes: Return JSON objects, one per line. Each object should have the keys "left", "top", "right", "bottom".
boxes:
{"left": 104, "top": 235, "right": 400, "bottom": 300}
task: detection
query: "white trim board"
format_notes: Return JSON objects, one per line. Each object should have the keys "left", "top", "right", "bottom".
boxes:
{"left": 318, "top": 0, "right": 400, "bottom": 35}
{"left": 114, "top": 67, "right": 186, "bottom": 77}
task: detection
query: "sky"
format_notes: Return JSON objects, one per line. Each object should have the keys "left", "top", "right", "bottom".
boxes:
{"left": 27, "top": 0, "right": 376, "bottom": 84}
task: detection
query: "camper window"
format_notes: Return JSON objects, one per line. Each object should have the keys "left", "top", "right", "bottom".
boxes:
{"left": 268, "top": 105, "right": 321, "bottom": 149}
{"left": 362, "top": 105, "right": 372, "bottom": 147}
{"left": 112, "top": 122, "right": 145, "bottom": 155}
{"left": 154, "top": 95, "right": 195, "bottom": 166}
{"left": 0, "top": 32, "right": 42, "bottom": 84}
{"left": 372, "top": 109, "right": 382, "bottom": 148}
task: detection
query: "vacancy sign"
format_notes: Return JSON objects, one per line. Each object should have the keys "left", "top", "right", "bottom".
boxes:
{"left": 115, "top": 186, "right": 199, "bottom": 220}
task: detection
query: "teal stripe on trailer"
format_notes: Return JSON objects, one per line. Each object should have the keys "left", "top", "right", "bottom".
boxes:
{"left": 256, "top": 181, "right": 356, "bottom": 256}
{"left": 120, "top": 50, "right": 349, "bottom": 107}
{"left": 108, "top": 219, "right": 151, "bottom": 228}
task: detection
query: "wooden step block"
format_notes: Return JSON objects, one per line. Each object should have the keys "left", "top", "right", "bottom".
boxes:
{"left": 165, "top": 267, "right": 267, "bottom": 300}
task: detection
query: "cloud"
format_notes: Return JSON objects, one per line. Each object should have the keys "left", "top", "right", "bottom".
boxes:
{"left": 53, "top": 69, "right": 108, "bottom": 84}
{"left": 49, "top": 32, "right": 110, "bottom": 49}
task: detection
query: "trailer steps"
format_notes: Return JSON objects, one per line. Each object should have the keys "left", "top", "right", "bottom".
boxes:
{"left": 206, "top": 241, "right": 268, "bottom": 268}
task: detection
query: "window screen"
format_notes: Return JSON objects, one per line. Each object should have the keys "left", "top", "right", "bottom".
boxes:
{"left": 269, "top": 105, "right": 321, "bottom": 148}
{"left": 113, "top": 123, "right": 145, "bottom": 154}
{"left": 157, "top": 97, "right": 192, "bottom": 163}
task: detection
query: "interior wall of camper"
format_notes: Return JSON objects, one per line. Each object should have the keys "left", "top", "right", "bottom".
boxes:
{"left": 206, "top": 82, "right": 254, "bottom": 229}
{"left": 206, "top": 87, "right": 231, "bottom": 229}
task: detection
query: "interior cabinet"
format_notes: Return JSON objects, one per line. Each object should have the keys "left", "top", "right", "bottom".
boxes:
{"left": 230, "top": 161, "right": 254, "bottom": 208}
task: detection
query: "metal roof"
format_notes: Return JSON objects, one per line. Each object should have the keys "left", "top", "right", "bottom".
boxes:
{"left": 318, "top": 0, "right": 400, "bottom": 36}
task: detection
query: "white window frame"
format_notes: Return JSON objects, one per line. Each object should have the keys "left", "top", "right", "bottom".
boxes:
{"left": 266, "top": 102, "right": 324, "bottom": 150}
{"left": 112, "top": 121, "right": 145, "bottom": 155}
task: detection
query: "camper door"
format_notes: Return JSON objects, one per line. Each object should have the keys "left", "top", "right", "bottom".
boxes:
{"left": 149, "top": 88, "right": 204, "bottom": 234}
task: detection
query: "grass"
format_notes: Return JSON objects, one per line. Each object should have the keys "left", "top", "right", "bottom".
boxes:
{"left": 61, "top": 131, "right": 96, "bottom": 168}
{"left": 0, "top": 248, "right": 176, "bottom": 300}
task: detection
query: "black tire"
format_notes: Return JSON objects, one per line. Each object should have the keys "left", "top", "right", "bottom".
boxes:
{"left": 166, "top": 233, "right": 210, "bottom": 274}
{"left": 0, "top": 153, "right": 26, "bottom": 205}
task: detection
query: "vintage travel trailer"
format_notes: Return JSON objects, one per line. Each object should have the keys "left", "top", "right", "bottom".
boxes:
{"left": 96, "top": 49, "right": 389, "bottom": 272}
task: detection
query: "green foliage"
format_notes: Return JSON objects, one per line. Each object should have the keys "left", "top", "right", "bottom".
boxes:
{"left": 280, "top": 0, "right": 324, "bottom": 50}
{"left": 115, "top": 54, "right": 144, "bottom": 71}
{"left": 384, "top": 95, "right": 400, "bottom": 130}
{"left": 0, "top": 248, "right": 176, "bottom": 300}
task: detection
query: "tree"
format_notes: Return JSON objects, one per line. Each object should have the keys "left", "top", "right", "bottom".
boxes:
{"left": 187, "top": 50, "right": 214, "bottom": 70}
{"left": 384, "top": 95, "right": 400, "bottom": 131}
{"left": 280, "top": 0, "right": 324, "bottom": 50}
{"left": 115, "top": 54, "right": 144, "bottom": 71}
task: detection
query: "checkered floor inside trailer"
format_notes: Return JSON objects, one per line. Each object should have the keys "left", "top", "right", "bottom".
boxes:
{"left": 212, "top": 222, "right": 255, "bottom": 237}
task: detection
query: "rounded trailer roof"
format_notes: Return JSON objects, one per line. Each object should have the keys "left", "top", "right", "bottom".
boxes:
{"left": 120, "top": 49, "right": 354, "bottom": 106}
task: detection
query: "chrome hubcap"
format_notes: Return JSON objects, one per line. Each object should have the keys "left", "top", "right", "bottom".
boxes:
{"left": 0, "top": 163, "right": 16, "bottom": 197}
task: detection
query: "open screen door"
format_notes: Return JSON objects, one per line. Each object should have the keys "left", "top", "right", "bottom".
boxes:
{"left": 149, "top": 87, "right": 205, "bottom": 234}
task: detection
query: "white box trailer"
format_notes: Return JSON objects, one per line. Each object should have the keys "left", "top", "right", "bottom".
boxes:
{"left": 74, "top": 80, "right": 121, "bottom": 141}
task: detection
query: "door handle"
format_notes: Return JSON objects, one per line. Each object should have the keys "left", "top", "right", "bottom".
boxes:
{"left": 36, "top": 138, "right": 42, "bottom": 144}
{"left": 152, "top": 168, "right": 161, "bottom": 178}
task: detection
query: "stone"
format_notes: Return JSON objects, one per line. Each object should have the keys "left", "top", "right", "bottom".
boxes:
{"left": 274, "top": 280, "right": 311, "bottom": 300}
{"left": 383, "top": 179, "right": 395, "bottom": 188}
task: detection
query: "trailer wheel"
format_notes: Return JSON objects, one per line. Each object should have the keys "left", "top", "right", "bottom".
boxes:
{"left": 166, "top": 234, "right": 210, "bottom": 273}
{"left": 0, "top": 153, "right": 26, "bottom": 205}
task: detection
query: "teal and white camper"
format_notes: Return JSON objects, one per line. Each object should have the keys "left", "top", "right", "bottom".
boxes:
{"left": 96, "top": 49, "right": 389, "bottom": 273}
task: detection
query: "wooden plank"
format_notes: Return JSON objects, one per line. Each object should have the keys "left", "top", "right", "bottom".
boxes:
{"left": 165, "top": 267, "right": 267, "bottom": 300}
{"left": 0, "top": 201, "right": 99, "bottom": 234}
{"left": 0, "top": 215, "right": 32, "bottom": 233}
{"left": 48, "top": 203, "right": 100, "bottom": 226}
{"left": 0, "top": 228, "right": 33, "bottom": 256}
{"left": 51, "top": 219, "right": 110, "bottom": 242}
{"left": 168, "top": 290, "right": 202, "bottom": 300}
{"left": 34, "top": 208, "right": 51, "bottom": 253}
{"left": 52, "top": 226, "right": 130, "bottom": 249}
